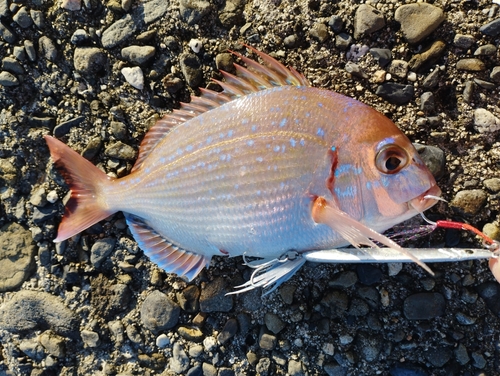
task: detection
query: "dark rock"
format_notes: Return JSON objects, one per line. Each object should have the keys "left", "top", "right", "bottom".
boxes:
{"left": 319, "top": 290, "right": 349, "bottom": 318}
{"left": 101, "top": 15, "right": 136, "bottom": 49}
{"left": 53, "top": 116, "right": 85, "bottom": 137}
{"left": 180, "top": 53, "right": 203, "bottom": 88}
{"left": 176, "top": 285, "right": 200, "bottom": 312}
{"left": 199, "top": 277, "right": 233, "bottom": 312}
{"left": 140, "top": 290, "right": 180, "bottom": 332}
{"left": 90, "top": 238, "right": 116, "bottom": 267}
{"left": 404, "top": 292, "right": 445, "bottom": 320}
{"left": 408, "top": 40, "right": 446, "bottom": 72}
{"left": 375, "top": 82, "right": 414, "bottom": 105}
{"left": 369, "top": 48, "right": 392, "bottom": 67}
{"left": 328, "top": 15, "right": 343, "bottom": 33}
{"left": 74, "top": 48, "right": 107, "bottom": 75}
{"left": 413, "top": 143, "right": 446, "bottom": 180}
{"left": 354, "top": 4, "right": 385, "bottom": 39}
{"left": 356, "top": 264, "right": 383, "bottom": 285}
{"left": 480, "top": 18, "right": 500, "bottom": 37}
{"left": 355, "top": 331, "right": 382, "bottom": 362}
{"left": 179, "top": 0, "right": 211, "bottom": 25}
{"left": 217, "top": 318, "right": 238, "bottom": 344}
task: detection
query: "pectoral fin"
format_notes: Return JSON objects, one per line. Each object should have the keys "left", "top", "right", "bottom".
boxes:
{"left": 489, "top": 257, "right": 500, "bottom": 284}
{"left": 311, "top": 196, "right": 434, "bottom": 276}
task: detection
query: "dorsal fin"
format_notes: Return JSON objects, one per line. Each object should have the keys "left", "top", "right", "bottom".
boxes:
{"left": 125, "top": 214, "right": 210, "bottom": 281}
{"left": 131, "top": 44, "right": 311, "bottom": 172}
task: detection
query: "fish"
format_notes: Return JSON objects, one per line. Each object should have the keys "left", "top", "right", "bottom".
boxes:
{"left": 45, "top": 45, "right": 441, "bottom": 293}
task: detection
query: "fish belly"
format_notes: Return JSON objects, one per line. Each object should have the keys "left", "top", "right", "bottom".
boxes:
{"left": 109, "top": 86, "right": 351, "bottom": 258}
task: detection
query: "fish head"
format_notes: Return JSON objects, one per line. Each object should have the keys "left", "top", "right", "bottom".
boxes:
{"left": 337, "top": 106, "right": 441, "bottom": 230}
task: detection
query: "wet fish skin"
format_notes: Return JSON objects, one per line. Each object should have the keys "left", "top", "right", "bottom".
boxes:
{"left": 45, "top": 46, "right": 440, "bottom": 286}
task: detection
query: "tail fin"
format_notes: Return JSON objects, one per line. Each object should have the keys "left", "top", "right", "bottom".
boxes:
{"left": 44, "top": 135, "right": 116, "bottom": 242}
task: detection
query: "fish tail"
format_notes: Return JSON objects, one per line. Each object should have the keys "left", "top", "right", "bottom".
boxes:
{"left": 44, "top": 135, "right": 115, "bottom": 242}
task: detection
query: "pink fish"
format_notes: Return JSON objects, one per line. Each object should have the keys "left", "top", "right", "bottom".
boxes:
{"left": 45, "top": 46, "right": 441, "bottom": 292}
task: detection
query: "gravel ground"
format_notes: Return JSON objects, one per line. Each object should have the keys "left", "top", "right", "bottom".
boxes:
{"left": 1, "top": 0, "right": 500, "bottom": 375}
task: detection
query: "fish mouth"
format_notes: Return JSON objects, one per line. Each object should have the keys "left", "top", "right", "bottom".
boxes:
{"left": 409, "top": 184, "right": 442, "bottom": 213}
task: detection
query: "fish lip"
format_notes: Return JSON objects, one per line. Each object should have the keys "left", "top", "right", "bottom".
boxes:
{"left": 409, "top": 184, "right": 442, "bottom": 213}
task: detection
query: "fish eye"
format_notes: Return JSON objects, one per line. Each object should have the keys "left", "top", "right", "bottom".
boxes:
{"left": 375, "top": 145, "right": 409, "bottom": 174}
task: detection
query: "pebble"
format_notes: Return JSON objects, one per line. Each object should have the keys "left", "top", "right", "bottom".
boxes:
{"left": 369, "top": 48, "right": 392, "bottom": 67}
{"left": 474, "top": 78, "right": 496, "bottom": 90}
{"left": 2, "top": 57, "right": 24, "bottom": 75}
{"left": 394, "top": 3, "right": 445, "bottom": 44}
{"left": 179, "top": 0, "right": 211, "bottom": 25}
{"left": 420, "top": 92, "right": 435, "bottom": 114}
{"left": 13, "top": 6, "right": 32, "bottom": 28}
{"left": 403, "top": 292, "right": 445, "bottom": 320}
{"left": 169, "top": 342, "right": 190, "bottom": 373}
{"left": 202, "top": 363, "right": 217, "bottom": 376}
{"left": 13, "top": 46, "right": 26, "bottom": 61}
{"left": 348, "top": 298, "right": 370, "bottom": 317}
{"left": 140, "top": 290, "right": 180, "bottom": 332}
{"left": 455, "top": 312, "right": 476, "bottom": 325}
{"left": 259, "top": 329, "right": 277, "bottom": 350}
{"left": 176, "top": 285, "right": 200, "bottom": 312}
{"left": 0, "top": 71, "right": 19, "bottom": 86}
{"left": 199, "top": 277, "right": 233, "bottom": 312}
{"left": 463, "top": 80, "right": 475, "bottom": 103}
{"left": 455, "top": 343, "right": 470, "bottom": 365}
{"left": 101, "top": 15, "right": 136, "bottom": 49}
{"left": 483, "top": 178, "right": 500, "bottom": 193}
{"left": 353, "top": 4, "right": 385, "bottom": 39}
{"left": 328, "top": 15, "right": 343, "bottom": 33}
{"left": 215, "top": 53, "right": 234, "bottom": 73}
{"left": 474, "top": 44, "right": 496, "bottom": 56}
{"left": 426, "top": 346, "right": 452, "bottom": 367}
{"left": 81, "top": 330, "right": 100, "bottom": 347}
{"left": 309, "top": 22, "right": 329, "bottom": 43}
{"left": 486, "top": 72, "right": 498, "bottom": 88}
{"left": 456, "top": 58, "right": 486, "bottom": 71}
{"left": 473, "top": 108, "right": 500, "bottom": 133}
{"left": 90, "top": 238, "right": 116, "bottom": 268}
{"left": 188, "top": 38, "right": 203, "bottom": 53}
{"left": 178, "top": 326, "right": 204, "bottom": 342}
{"left": 82, "top": 136, "right": 102, "bottom": 160}
{"left": 388, "top": 59, "right": 408, "bottom": 79}
{"left": 471, "top": 352, "right": 487, "bottom": 369}
{"left": 0, "top": 0, "right": 7, "bottom": 17}
{"left": 451, "top": 189, "right": 488, "bottom": 216}
{"left": 0, "top": 290, "right": 80, "bottom": 338}
{"left": 375, "top": 82, "right": 414, "bottom": 105}
{"left": 0, "top": 21, "right": 17, "bottom": 44}
{"left": 19, "top": 339, "right": 45, "bottom": 362}
{"left": 203, "top": 336, "right": 217, "bottom": 352}
{"left": 319, "top": 290, "right": 349, "bottom": 319}
{"left": 328, "top": 271, "right": 358, "bottom": 288}
{"left": 217, "top": 318, "right": 238, "bottom": 344}
{"left": 0, "top": 222, "right": 36, "bottom": 292}
{"left": 264, "top": 312, "right": 285, "bottom": 334}
{"left": 121, "top": 45, "right": 155, "bottom": 65}
{"left": 335, "top": 33, "right": 352, "bottom": 51}
{"left": 74, "top": 47, "right": 107, "bottom": 75}
{"left": 105, "top": 141, "right": 137, "bottom": 160}
{"left": 355, "top": 331, "right": 382, "bottom": 362}
{"left": 484, "top": 223, "right": 500, "bottom": 241}
{"left": 38, "top": 36, "right": 58, "bottom": 62}
{"left": 156, "top": 333, "right": 170, "bottom": 348}
{"left": 189, "top": 344, "right": 203, "bottom": 357}
{"left": 30, "top": 187, "right": 46, "bottom": 206}
{"left": 408, "top": 40, "right": 446, "bottom": 72}
{"left": 126, "top": 324, "right": 142, "bottom": 344}
{"left": 39, "top": 330, "right": 66, "bottom": 358}
{"left": 180, "top": 53, "right": 202, "bottom": 88}
{"left": 121, "top": 66, "right": 144, "bottom": 90}
{"left": 218, "top": 0, "right": 245, "bottom": 28}
{"left": 288, "top": 359, "right": 305, "bottom": 376}
{"left": 454, "top": 34, "right": 475, "bottom": 49}
{"left": 24, "top": 40, "right": 36, "bottom": 61}
{"left": 479, "top": 17, "right": 500, "bottom": 37}
{"left": 344, "top": 62, "right": 368, "bottom": 79}
{"left": 54, "top": 116, "right": 85, "bottom": 137}
{"left": 71, "top": 29, "right": 90, "bottom": 45}
{"left": 61, "top": 0, "right": 81, "bottom": 11}
{"left": 136, "top": 0, "right": 170, "bottom": 24}
{"left": 414, "top": 145, "right": 446, "bottom": 176}
{"left": 30, "top": 9, "right": 44, "bottom": 28}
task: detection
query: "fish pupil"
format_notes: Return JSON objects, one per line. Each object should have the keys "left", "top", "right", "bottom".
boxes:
{"left": 385, "top": 156, "right": 401, "bottom": 171}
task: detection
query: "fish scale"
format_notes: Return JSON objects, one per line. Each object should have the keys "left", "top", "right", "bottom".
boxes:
{"left": 45, "top": 46, "right": 441, "bottom": 291}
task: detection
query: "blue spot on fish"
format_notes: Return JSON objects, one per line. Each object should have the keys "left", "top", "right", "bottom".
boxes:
{"left": 305, "top": 112, "right": 311, "bottom": 118}
{"left": 242, "top": 119, "right": 249, "bottom": 125}
{"left": 251, "top": 125, "right": 257, "bottom": 132}
{"left": 228, "top": 130, "right": 233, "bottom": 137}
{"left": 206, "top": 136, "right": 212, "bottom": 144}
{"left": 186, "top": 145, "right": 193, "bottom": 152}
{"left": 247, "top": 140, "right": 254, "bottom": 146}
{"left": 280, "top": 118, "right": 287, "bottom": 127}
{"left": 290, "top": 138, "right": 296, "bottom": 147}
{"left": 256, "top": 157, "right": 263, "bottom": 162}
{"left": 300, "top": 139, "right": 305, "bottom": 146}
{"left": 273, "top": 145, "right": 280, "bottom": 152}
{"left": 318, "top": 102, "right": 323, "bottom": 108}
{"left": 317, "top": 128, "right": 325, "bottom": 137}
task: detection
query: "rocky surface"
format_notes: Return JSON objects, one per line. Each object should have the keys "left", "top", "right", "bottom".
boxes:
{"left": 1, "top": 0, "right": 500, "bottom": 375}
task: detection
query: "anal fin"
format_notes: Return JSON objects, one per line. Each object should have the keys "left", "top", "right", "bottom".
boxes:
{"left": 125, "top": 214, "right": 210, "bottom": 281}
